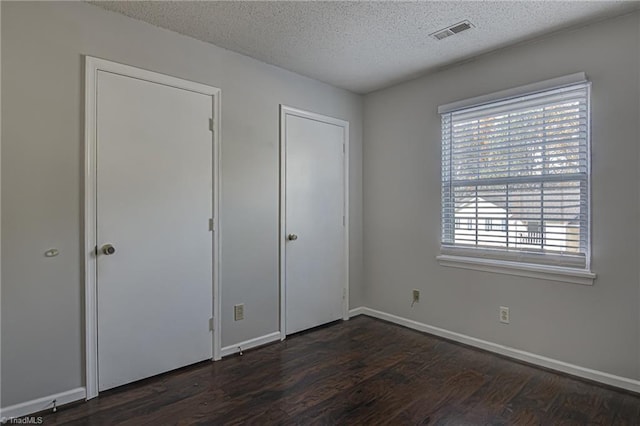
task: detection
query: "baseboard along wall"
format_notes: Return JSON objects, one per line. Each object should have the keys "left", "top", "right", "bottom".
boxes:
{"left": 349, "top": 306, "right": 640, "bottom": 394}
{"left": 5, "top": 309, "right": 639, "bottom": 419}
{"left": 220, "top": 331, "right": 282, "bottom": 357}
{"left": 0, "top": 387, "right": 86, "bottom": 421}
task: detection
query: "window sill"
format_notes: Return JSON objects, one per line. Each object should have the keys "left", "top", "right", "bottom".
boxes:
{"left": 436, "top": 254, "right": 596, "bottom": 286}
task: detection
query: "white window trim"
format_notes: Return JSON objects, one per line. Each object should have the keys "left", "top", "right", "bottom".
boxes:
{"left": 438, "top": 72, "right": 587, "bottom": 113}
{"left": 439, "top": 73, "right": 595, "bottom": 283}
{"left": 436, "top": 254, "right": 596, "bottom": 286}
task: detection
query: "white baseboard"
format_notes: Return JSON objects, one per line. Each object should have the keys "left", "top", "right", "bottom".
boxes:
{"left": 0, "top": 387, "right": 86, "bottom": 420}
{"left": 353, "top": 306, "right": 640, "bottom": 394}
{"left": 4, "top": 310, "right": 637, "bottom": 419}
{"left": 348, "top": 306, "right": 366, "bottom": 317}
{"left": 221, "top": 331, "right": 281, "bottom": 357}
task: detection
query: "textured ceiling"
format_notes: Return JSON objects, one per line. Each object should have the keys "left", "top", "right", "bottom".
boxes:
{"left": 92, "top": 1, "right": 639, "bottom": 94}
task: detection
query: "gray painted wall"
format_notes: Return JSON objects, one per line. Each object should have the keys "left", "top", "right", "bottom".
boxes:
{"left": 1, "top": 2, "right": 363, "bottom": 406}
{"left": 363, "top": 11, "right": 640, "bottom": 380}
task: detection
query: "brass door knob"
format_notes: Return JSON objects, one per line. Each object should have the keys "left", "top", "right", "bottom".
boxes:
{"left": 287, "top": 234, "right": 298, "bottom": 241}
{"left": 102, "top": 244, "right": 116, "bottom": 255}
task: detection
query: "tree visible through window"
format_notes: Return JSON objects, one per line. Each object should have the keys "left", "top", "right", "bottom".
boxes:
{"left": 441, "top": 81, "right": 590, "bottom": 268}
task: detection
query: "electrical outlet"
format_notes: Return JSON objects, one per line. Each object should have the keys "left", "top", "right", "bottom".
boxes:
{"left": 499, "top": 306, "right": 510, "bottom": 324}
{"left": 234, "top": 304, "right": 244, "bottom": 321}
{"left": 412, "top": 289, "right": 420, "bottom": 303}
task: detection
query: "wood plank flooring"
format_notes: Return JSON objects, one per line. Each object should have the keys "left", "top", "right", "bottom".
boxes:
{"left": 41, "top": 316, "right": 640, "bottom": 425}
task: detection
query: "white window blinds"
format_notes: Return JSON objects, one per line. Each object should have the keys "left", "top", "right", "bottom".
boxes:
{"left": 441, "top": 81, "right": 590, "bottom": 268}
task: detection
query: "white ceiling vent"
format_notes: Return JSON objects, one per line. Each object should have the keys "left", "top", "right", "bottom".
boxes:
{"left": 430, "top": 20, "right": 474, "bottom": 41}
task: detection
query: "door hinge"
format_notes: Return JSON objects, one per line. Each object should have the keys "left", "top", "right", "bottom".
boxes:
{"left": 209, "top": 317, "right": 214, "bottom": 331}
{"left": 343, "top": 216, "right": 345, "bottom": 226}
{"left": 343, "top": 288, "right": 347, "bottom": 300}
{"left": 209, "top": 218, "right": 214, "bottom": 231}
{"left": 209, "top": 118, "right": 214, "bottom": 132}
{"left": 343, "top": 143, "right": 345, "bottom": 153}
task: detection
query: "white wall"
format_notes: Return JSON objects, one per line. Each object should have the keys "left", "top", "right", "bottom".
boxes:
{"left": 0, "top": 2, "right": 363, "bottom": 407}
{"left": 363, "top": 12, "right": 640, "bottom": 380}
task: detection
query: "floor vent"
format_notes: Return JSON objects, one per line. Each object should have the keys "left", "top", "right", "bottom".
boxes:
{"left": 430, "top": 20, "right": 474, "bottom": 40}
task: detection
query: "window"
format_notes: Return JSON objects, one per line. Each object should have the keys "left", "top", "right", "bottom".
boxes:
{"left": 485, "top": 218, "right": 506, "bottom": 232}
{"left": 485, "top": 218, "right": 494, "bottom": 231}
{"left": 440, "top": 76, "right": 591, "bottom": 272}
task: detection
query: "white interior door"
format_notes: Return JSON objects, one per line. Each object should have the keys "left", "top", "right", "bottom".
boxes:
{"left": 282, "top": 107, "right": 348, "bottom": 335}
{"left": 96, "top": 70, "right": 213, "bottom": 391}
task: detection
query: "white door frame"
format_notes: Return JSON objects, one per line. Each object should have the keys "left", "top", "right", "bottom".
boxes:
{"left": 84, "top": 56, "right": 222, "bottom": 399}
{"left": 279, "top": 105, "right": 349, "bottom": 340}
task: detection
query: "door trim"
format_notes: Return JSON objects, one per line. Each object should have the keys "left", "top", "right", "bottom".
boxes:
{"left": 279, "top": 105, "right": 350, "bottom": 340}
{"left": 84, "top": 56, "right": 222, "bottom": 399}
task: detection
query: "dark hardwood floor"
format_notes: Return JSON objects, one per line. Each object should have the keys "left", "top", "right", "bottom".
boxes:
{"left": 41, "top": 316, "right": 640, "bottom": 425}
